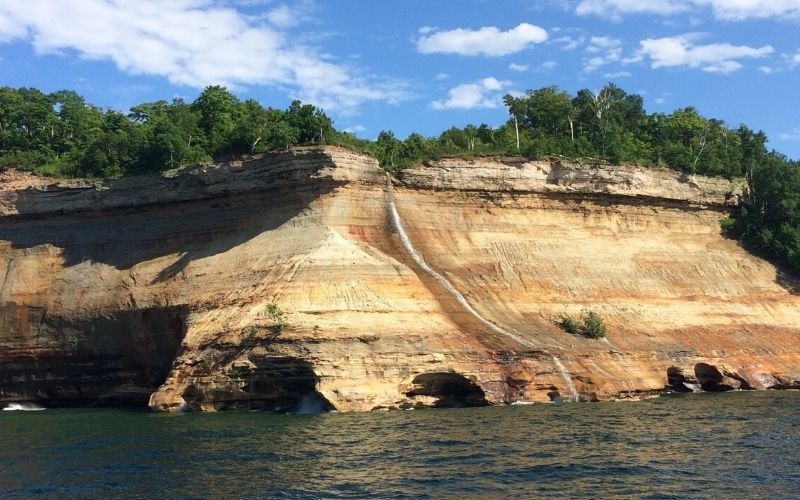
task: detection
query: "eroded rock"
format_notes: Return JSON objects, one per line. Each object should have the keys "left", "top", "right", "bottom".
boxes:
{"left": 1, "top": 149, "right": 799, "bottom": 411}
{"left": 404, "top": 372, "right": 488, "bottom": 408}
{"left": 667, "top": 366, "right": 701, "bottom": 393}
{"left": 693, "top": 363, "right": 751, "bottom": 392}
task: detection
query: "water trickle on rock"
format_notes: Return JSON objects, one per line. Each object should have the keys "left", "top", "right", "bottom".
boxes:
{"left": 551, "top": 356, "right": 579, "bottom": 402}
{"left": 386, "top": 175, "right": 580, "bottom": 401}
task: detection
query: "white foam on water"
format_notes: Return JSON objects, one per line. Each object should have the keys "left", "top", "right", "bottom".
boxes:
{"left": 386, "top": 176, "right": 580, "bottom": 402}
{"left": 294, "top": 393, "right": 329, "bottom": 414}
{"left": 3, "top": 403, "right": 45, "bottom": 411}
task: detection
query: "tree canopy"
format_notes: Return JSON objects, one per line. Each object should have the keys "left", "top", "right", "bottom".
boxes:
{"left": 0, "top": 85, "right": 343, "bottom": 177}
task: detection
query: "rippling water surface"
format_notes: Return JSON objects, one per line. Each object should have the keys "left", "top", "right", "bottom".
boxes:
{"left": 1, "top": 391, "right": 799, "bottom": 498}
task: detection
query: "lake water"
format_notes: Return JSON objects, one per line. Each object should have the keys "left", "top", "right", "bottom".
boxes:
{"left": 1, "top": 391, "right": 798, "bottom": 498}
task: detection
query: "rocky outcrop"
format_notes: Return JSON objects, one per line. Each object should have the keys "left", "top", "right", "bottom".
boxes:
{"left": 399, "top": 157, "right": 745, "bottom": 206}
{"left": 1, "top": 148, "right": 798, "bottom": 411}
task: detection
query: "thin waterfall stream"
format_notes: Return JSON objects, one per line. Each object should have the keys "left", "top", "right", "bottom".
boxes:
{"left": 385, "top": 175, "right": 579, "bottom": 402}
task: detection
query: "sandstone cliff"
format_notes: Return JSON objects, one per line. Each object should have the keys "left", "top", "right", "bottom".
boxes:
{"left": 1, "top": 148, "right": 798, "bottom": 411}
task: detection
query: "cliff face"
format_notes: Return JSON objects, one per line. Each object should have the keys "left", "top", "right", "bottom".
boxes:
{"left": 1, "top": 148, "right": 798, "bottom": 411}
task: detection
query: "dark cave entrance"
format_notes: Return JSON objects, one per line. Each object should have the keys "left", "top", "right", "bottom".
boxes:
{"left": 693, "top": 362, "right": 736, "bottom": 392}
{"left": 406, "top": 372, "right": 489, "bottom": 408}
{"left": 182, "top": 355, "right": 335, "bottom": 413}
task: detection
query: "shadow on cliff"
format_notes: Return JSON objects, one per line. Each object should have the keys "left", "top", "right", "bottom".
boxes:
{"left": 178, "top": 354, "right": 334, "bottom": 413}
{"left": 0, "top": 304, "right": 188, "bottom": 407}
{"left": 776, "top": 268, "right": 800, "bottom": 296}
{"left": 719, "top": 225, "right": 800, "bottom": 296}
{"left": 0, "top": 174, "right": 337, "bottom": 279}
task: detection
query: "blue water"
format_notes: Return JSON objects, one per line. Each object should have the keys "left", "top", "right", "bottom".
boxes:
{"left": 1, "top": 391, "right": 799, "bottom": 498}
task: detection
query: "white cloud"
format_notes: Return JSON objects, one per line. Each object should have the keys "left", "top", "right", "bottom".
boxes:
{"left": 794, "top": 50, "right": 800, "bottom": 64}
{"left": 697, "top": 0, "right": 800, "bottom": 20}
{"left": 603, "top": 70, "right": 632, "bottom": 78}
{"left": 509, "top": 63, "right": 530, "bottom": 72}
{"left": 583, "top": 36, "right": 623, "bottom": 72}
{"left": 343, "top": 124, "right": 366, "bottom": 134}
{"left": 758, "top": 65, "right": 775, "bottom": 74}
{"left": 576, "top": 0, "right": 800, "bottom": 21}
{"left": 553, "top": 35, "right": 585, "bottom": 50}
{"left": 417, "top": 23, "right": 547, "bottom": 57}
{"left": 435, "top": 72, "right": 450, "bottom": 80}
{"left": 540, "top": 60, "right": 558, "bottom": 70}
{"left": 431, "top": 77, "right": 511, "bottom": 110}
{"left": 637, "top": 34, "right": 773, "bottom": 73}
{"left": 0, "top": 0, "right": 409, "bottom": 112}
{"left": 481, "top": 76, "right": 506, "bottom": 91}
{"left": 264, "top": 5, "right": 295, "bottom": 28}
{"left": 779, "top": 127, "right": 800, "bottom": 140}
{"left": 576, "top": 0, "right": 691, "bottom": 20}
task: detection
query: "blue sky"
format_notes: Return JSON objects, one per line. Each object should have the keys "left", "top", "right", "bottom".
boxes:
{"left": 1, "top": 0, "right": 799, "bottom": 158}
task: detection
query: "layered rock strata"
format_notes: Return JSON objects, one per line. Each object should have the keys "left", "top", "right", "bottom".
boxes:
{"left": 0, "top": 148, "right": 798, "bottom": 411}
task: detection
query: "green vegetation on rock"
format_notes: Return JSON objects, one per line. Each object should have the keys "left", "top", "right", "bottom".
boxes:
{"left": 558, "top": 314, "right": 580, "bottom": 335}
{"left": 558, "top": 310, "right": 607, "bottom": 339}
{"left": 265, "top": 303, "right": 287, "bottom": 333}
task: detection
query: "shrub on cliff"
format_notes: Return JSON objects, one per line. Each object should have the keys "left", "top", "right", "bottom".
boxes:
{"left": 580, "top": 311, "right": 607, "bottom": 339}
{"left": 558, "top": 314, "right": 580, "bottom": 335}
{"left": 557, "top": 310, "right": 607, "bottom": 339}
{"left": 265, "top": 303, "right": 287, "bottom": 333}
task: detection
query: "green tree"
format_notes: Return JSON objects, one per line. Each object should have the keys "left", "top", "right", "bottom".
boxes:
{"left": 286, "top": 100, "right": 334, "bottom": 145}
{"left": 503, "top": 93, "right": 524, "bottom": 151}
{"left": 193, "top": 85, "right": 239, "bottom": 157}
{"left": 375, "top": 130, "right": 402, "bottom": 171}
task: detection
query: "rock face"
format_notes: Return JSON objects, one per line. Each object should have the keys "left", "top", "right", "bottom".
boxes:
{"left": 1, "top": 148, "right": 798, "bottom": 411}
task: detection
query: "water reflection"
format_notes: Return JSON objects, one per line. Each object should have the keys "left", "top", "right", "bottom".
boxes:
{"left": 1, "top": 391, "right": 798, "bottom": 497}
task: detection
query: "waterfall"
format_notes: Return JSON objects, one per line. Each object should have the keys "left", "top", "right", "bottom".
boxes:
{"left": 550, "top": 355, "right": 579, "bottom": 402}
{"left": 385, "top": 176, "right": 579, "bottom": 402}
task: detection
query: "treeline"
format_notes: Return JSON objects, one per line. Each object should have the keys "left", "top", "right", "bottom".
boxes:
{"left": 0, "top": 84, "right": 798, "bottom": 275}
{"left": 0, "top": 85, "right": 355, "bottom": 177}
{"left": 372, "top": 84, "right": 769, "bottom": 179}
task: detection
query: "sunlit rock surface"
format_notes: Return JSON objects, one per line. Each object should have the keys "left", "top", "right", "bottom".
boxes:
{"left": 1, "top": 148, "right": 798, "bottom": 411}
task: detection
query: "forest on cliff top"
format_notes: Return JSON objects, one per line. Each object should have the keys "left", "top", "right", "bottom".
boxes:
{"left": 0, "top": 84, "right": 798, "bottom": 275}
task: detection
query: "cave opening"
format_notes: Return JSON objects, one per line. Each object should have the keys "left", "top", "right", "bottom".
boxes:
{"left": 694, "top": 363, "right": 734, "bottom": 392}
{"left": 667, "top": 366, "right": 700, "bottom": 393}
{"left": 406, "top": 372, "right": 488, "bottom": 408}
{"left": 182, "top": 355, "right": 335, "bottom": 413}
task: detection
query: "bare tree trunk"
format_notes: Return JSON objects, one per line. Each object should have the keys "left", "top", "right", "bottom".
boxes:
{"left": 250, "top": 136, "right": 261, "bottom": 154}
{"left": 514, "top": 116, "right": 520, "bottom": 151}
{"left": 692, "top": 129, "right": 709, "bottom": 172}
{"left": 568, "top": 117, "right": 574, "bottom": 142}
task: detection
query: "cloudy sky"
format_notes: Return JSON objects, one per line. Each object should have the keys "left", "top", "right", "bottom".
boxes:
{"left": 1, "top": 0, "right": 798, "bottom": 157}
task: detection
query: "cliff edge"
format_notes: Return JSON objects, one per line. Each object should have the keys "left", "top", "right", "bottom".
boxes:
{"left": 1, "top": 148, "right": 797, "bottom": 411}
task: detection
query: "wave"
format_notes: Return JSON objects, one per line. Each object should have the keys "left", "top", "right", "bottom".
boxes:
{"left": 3, "top": 403, "right": 46, "bottom": 411}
